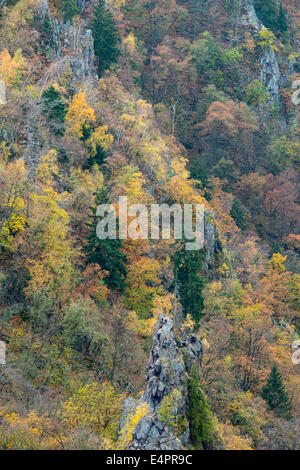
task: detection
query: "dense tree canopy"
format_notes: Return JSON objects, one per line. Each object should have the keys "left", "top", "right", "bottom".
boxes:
{"left": 0, "top": 0, "right": 299, "bottom": 451}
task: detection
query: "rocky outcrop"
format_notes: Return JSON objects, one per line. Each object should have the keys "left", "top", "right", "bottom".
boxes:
{"left": 238, "top": 0, "right": 281, "bottom": 103}
{"left": 239, "top": 0, "right": 261, "bottom": 30}
{"left": 49, "top": 18, "right": 96, "bottom": 80}
{"left": 121, "top": 315, "right": 202, "bottom": 450}
{"left": 204, "top": 212, "right": 222, "bottom": 271}
{"left": 37, "top": 0, "right": 97, "bottom": 86}
{"left": 0, "top": 80, "right": 6, "bottom": 105}
{"left": 25, "top": 0, "right": 97, "bottom": 177}
{"left": 0, "top": 341, "right": 6, "bottom": 365}
{"left": 260, "top": 47, "right": 281, "bottom": 103}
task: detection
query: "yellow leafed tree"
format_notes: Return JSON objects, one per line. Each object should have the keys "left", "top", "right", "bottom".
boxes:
{"left": 66, "top": 90, "right": 95, "bottom": 138}
{"left": 86, "top": 125, "right": 113, "bottom": 156}
{"left": 0, "top": 49, "right": 27, "bottom": 86}
{"left": 61, "top": 382, "right": 124, "bottom": 441}
{"left": 258, "top": 28, "right": 279, "bottom": 51}
{"left": 118, "top": 402, "right": 149, "bottom": 449}
{"left": 0, "top": 158, "right": 27, "bottom": 250}
{"left": 36, "top": 149, "right": 59, "bottom": 186}
{"left": 24, "top": 188, "right": 75, "bottom": 304}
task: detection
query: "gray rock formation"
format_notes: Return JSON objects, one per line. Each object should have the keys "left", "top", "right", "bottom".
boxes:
{"left": 24, "top": 0, "right": 97, "bottom": 177}
{"left": 238, "top": 0, "right": 281, "bottom": 103}
{"left": 239, "top": 0, "right": 261, "bottom": 30}
{"left": 36, "top": 0, "right": 97, "bottom": 85}
{"left": 0, "top": 341, "right": 6, "bottom": 365}
{"left": 49, "top": 18, "right": 96, "bottom": 80}
{"left": 204, "top": 212, "right": 222, "bottom": 271}
{"left": 260, "top": 47, "right": 281, "bottom": 103}
{"left": 0, "top": 80, "right": 6, "bottom": 105}
{"left": 121, "top": 315, "right": 202, "bottom": 450}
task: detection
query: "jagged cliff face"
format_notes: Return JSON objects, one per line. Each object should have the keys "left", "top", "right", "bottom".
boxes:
{"left": 204, "top": 212, "right": 222, "bottom": 272}
{"left": 239, "top": 0, "right": 261, "bottom": 30}
{"left": 0, "top": 79, "right": 6, "bottom": 105}
{"left": 49, "top": 17, "right": 96, "bottom": 80}
{"left": 37, "top": 0, "right": 97, "bottom": 84}
{"left": 120, "top": 315, "right": 202, "bottom": 450}
{"left": 238, "top": 0, "right": 281, "bottom": 103}
{"left": 260, "top": 48, "right": 281, "bottom": 103}
{"left": 23, "top": 0, "right": 97, "bottom": 177}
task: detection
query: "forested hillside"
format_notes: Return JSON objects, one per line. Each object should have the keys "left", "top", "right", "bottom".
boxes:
{"left": 0, "top": 0, "right": 299, "bottom": 450}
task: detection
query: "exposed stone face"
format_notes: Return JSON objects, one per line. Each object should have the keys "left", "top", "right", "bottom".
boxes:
{"left": 23, "top": 0, "right": 97, "bottom": 177}
{"left": 36, "top": 1, "right": 97, "bottom": 84}
{"left": 0, "top": 80, "right": 6, "bottom": 105}
{"left": 49, "top": 17, "right": 97, "bottom": 80}
{"left": 260, "top": 47, "right": 281, "bottom": 103}
{"left": 119, "top": 397, "right": 136, "bottom": 431}
{"left": 121, "top": 315, "right": 202, "bottom": 450}
{"left": 142, "top": 316, "right": 186, "bottom": 412}
{"left": 238, "top": 0, "right": 281, "bottom": 103}
{"left": 204, "top": 212, "right": 222, "bottom": 271}
{"left": 0, "top": 341, "right": 6, "bottom": 365}
{"left": 239, "top": 0, "right": 261, "bottom": 30}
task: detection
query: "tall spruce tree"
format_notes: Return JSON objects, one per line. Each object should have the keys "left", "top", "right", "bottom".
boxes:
{"left": 262, "top": 365, "right": 292, "bottom": 419}
{"left": 254, "top": 0, "right": 278, "bottom": 31}
{"left": 277, "top": 3, "right": 288, "bottom": 33}
{"left": 85, "top": 188, "right": 127, "bottom": 292}
{"left": 230, "top": 199, "right": 247, "bottom": 230}
{"left": 188, "top": 365, "right": 215, "bottom": 449}
{"left": 174, "top": 241, "right": 205, "bottom": 327}
{"left": 92, "top": 0, "right": 120, "bottom": 76}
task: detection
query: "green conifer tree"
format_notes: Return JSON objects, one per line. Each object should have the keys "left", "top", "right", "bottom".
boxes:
{"left": 92, "top": 0, "right": 120, "bottom": 76}
{"left": 174, "top": 241, "right": 205, "bottom": 327}
{"left": 262, "top": 365, "right": 292, "bottom": 419}
{"left": 254, "top": 0, "right": 278, "bottom": 31}
{"left": 85, "top": 188, "right": 127, "bottom": 292}
{"left": 230, "top": 199, "right": 247, "bottom": 230}
{"left": 277, "top": 3, "right": 288, "bottom": 33}
{"left": 188, "top": 365, "right": 215, "bottom": 449}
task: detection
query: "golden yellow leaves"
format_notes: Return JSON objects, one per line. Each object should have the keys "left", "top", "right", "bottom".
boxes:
{"left": 109, "top": 0, "right": 126, "bottom": 7}
{"left": 65, "top": 90, "right": 95, "bottom": 138}
{"left": 268, "top": 253, "right": 287, "bottom": 273}
{"left": 118, "top": 402, "right": 149, "bottom": 449}
{"left": 61, "top": 382, "right": 124, "bottom": 441}
{"left": 123, "top": 257, "right": 162, "bottom": 319}
{"left": 0, "top": 49, "right": 27, "bottom": 86}
{"left": 165, "top": 158, "right": 205, "bottom": 205}
{"left": 86, "top": 125, "right": 113, "bottom": 156}
{"left": 0, "top": 158, "right": 27, "bottom": 249}
{"left": 122, "top": 32, "right": 136, "bottom": 55}
{"left": 24, "top": 189, "right": 75, "bottom": 303}
{"left": 0, "top": 142, "right": 12, "bottom": 164}
{"left": 126, "top": 170, "right": 147, "bottom": 203}
{"left": 36, "top": 150, "right": 59, "bottom": 186}
{"left": 115, "top": 165, "right": 149, "bottom": 204}
{"left": 0, "top": 409, "right": 52, "bottom": 450}
{"left": 258, "top": 28, "right": 279, "bottom": 52}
